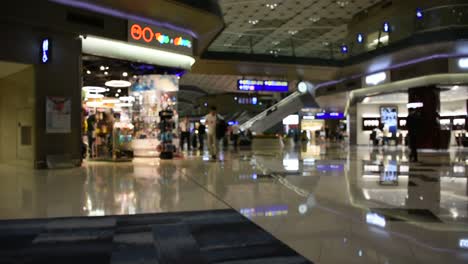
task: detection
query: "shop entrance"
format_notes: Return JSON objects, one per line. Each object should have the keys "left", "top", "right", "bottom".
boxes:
{"left": 0, "top": 61, "right": 35, "bottom": 166}
{"left": 81, "top": 55, "right": 184, "bottom": 161}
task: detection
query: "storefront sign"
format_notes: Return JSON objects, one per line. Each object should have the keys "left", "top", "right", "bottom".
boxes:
{"left": 128, "top": 21, "right": 193, "bottom": 55}
{"left": 238, "top": 79, "right": 289, "bottom": 92}
{"left": 41, "top": 38, "right": 51, "bottom": 64}
{"left": 46, "top": 97, "right": 71, "bottom": 133}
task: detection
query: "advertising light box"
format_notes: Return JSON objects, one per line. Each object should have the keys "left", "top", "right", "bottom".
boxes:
{"left": 238, "top": 79, "right": 288, "bottom": 92}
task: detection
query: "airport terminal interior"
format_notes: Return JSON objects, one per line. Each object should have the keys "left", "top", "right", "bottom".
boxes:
{"left": 0, "top": 0, "right": 467, "bottom": 263}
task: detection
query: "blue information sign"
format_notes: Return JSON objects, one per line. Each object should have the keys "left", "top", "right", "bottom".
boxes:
{"left": 238, "top": 79, "right": 288, "bottom": 92}
{"left": 315, "top": 112, "right": 344, "bottom": 119}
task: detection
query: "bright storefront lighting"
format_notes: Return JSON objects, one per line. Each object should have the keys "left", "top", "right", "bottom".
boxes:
{"left": 119, "top": 96, "right": 135, "bottom": 102}
{"left": 105, "top": 80, "right": 132, "bottom": 87}
{"left": 85, "top": 93, "right": 104, "bottom": 99}
{"left": 82, "top": 86, "right": 106, "bottom": 93}
{"left": 82, "top": 36, "right": 196, "bottom": 70}
{"left": 102, "top": 98, "right": 121, "bottom": 104}
{"left": 86, "top": 101, "right": 104, "bottom": 107}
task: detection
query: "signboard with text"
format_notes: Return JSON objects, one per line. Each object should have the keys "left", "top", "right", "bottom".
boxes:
{"left": 128, "top": 21, "right": 193, "bottom": 55}
{"left": 238, "top": 80, "right": 288, "bottom": 92}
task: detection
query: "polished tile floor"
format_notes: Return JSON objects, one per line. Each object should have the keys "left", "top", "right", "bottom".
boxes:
{"left": 0, "top": 143, "right": 467, "bottom": 264}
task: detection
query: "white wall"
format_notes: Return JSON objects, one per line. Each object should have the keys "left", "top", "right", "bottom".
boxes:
{"left": 441, "top": 100, "right": 467, "bottom": 116}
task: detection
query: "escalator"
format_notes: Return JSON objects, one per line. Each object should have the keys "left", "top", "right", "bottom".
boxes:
{"left": 239, "top": 91, "right": 319, "bottom": 133}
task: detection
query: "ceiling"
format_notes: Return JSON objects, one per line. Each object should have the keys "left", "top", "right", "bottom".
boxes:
{"left": 208, "top": 0, "right": 383, "bottom": 59}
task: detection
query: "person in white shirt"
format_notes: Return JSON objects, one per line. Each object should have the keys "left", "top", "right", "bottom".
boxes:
{"left": 205, "top": 106, "right": 218, "bottom": 159}
{"left": 179, "top": 117, "right": 190, "bottom": 151}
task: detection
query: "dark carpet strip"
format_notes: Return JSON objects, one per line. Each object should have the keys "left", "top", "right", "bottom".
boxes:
{"left": 0, "top": 209, "right": 312, "bottom": 264}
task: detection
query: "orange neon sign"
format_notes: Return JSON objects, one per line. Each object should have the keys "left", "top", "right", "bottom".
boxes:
{"left": 129, "top": 23, "right": 192, "bottom": 48}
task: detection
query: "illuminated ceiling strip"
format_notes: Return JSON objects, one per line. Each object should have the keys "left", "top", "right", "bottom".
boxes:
{"left": 49, "top": 0, "right": 197, "bottom": 37}
{"left": 344, "top": 73, "right": 468, "bottom": 114}
{"left": 82, "top": 36, "right": 195, "bottom": 70}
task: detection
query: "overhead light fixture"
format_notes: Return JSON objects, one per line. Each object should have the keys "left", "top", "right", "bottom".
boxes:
{"left": 86, "top": 70, "right": 91, "bottom": 74}
{"left": 452, "top": 85, "right": 460, "bottom": 90}
{"left": 365, "top": 72, "right": 387, "bottom": 86}
{"left": 357, "top": 33, "right": 364, "bottom": 43}
{"left": 100, "top": 66, "right": 105, "bottom": 71}
{"left": 322, "top": 41, "right": 330, "bottom": 46}
{"left": 288, "top": 30, "right": 298, "bottom": 35}
{"left": 458, "top": 58, "right": 468, "bottom": 69}
{"left": 266, "top": 3, "right": 278, "bottom": 10}
{"left": 122, "top": 72, "right": 128, "bottom": 77}
{"left": 133, "top": 75, "right": 138, "bottom": 79}
{"left": 416, "top": 8, "right": 423, "bottom": 19}
{"left": 363, "top": 97, "right": 370, "bottom": 103}
{"left": 106, "top": 88, "right": 110, "bottom": 91}
{"left": 115, "top": 93, "right": 119, "bottom": 97}
{"left": 105, "top": 66, "right": 109, "bottom": 70}
{"left": 81, "top": 36, "right": 195, "bottom": 70}
{"left": 82, "top": 86, "right": 106, "bottom": 93}
{"left": 336, "top": 0, "right": 349, "bottom": 7}
{"left": 383, "top": 22, "right": 391, "bottom": 33}
{"left": 248, "top": 19, "right": 259, "bottom": 25}
{"left": 272, "top": 41, "right": 280, "bottom": 46}
{"left": 105, "top": 80, "right": 132, "bottom": 87}
{"left": 309, "top": 16, "right": 320, "bottom": 23}
{"left": 117, "top": 89, "right": 122, "bottom": 93}
{"left": 104, "top": 71, "right": 109, "bottom": 75}
{"left": 341, "top": 45, "right": 348, "bottom": 54}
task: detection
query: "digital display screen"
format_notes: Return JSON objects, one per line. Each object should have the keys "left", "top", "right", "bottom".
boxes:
{"left": 238, "top": 80, "right": 288, "bottom": 92}
{"left": 380, "top": 106, "right": 398, "bottom": 134}
{"left": 315, "top": 112, "right": 344, "bottom": 119}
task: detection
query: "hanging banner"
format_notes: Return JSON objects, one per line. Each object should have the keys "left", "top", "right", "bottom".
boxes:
{"left": 46, "top": 96, "right": 71, "bottom": 133}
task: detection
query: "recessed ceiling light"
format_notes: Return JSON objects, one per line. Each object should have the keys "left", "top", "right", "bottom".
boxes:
{"left": 309, "top": 16, "right": 321, "bottom": 22}
{"left": 105, "top": 66, "right": 109, "bottom": 70}
{"left": 452, "top": 85, "right": 460, "bottom": 90}
{"left": 336, "top": 1, "right": 349, "bottom": 7}
{"left": 266, "top": 3, "right": 278, "bottom": 10}
{"left": 122, "top": 72, "right": 128, "bottom": 77}
{"left": 117, "top": 89, "right": 122, "bottom": 93}
{"left": 115, "top": 93, "right": 119, "bottom": 97}
{"left": 288, "top": 30, "right": 298, "bottom": 35}
{"left": 105, "top": 80, "right": 132, "bottom": 87}
{"left": 322, "top": 41, "right": 330, "bottom": 46}
{"left": 248, "top": 19, "right": 259, "bottom": 25}
{"left": 100, "top": 66, "right": 105, "bottom": 71}
{"left": 133, "top": 75, "right": 138, "bottom": 79}
{"left": 104, "top": 71, "right": 108, "bottom": 75}
{"left": 86, "top": 70, "right": 91, "bottom": 74}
